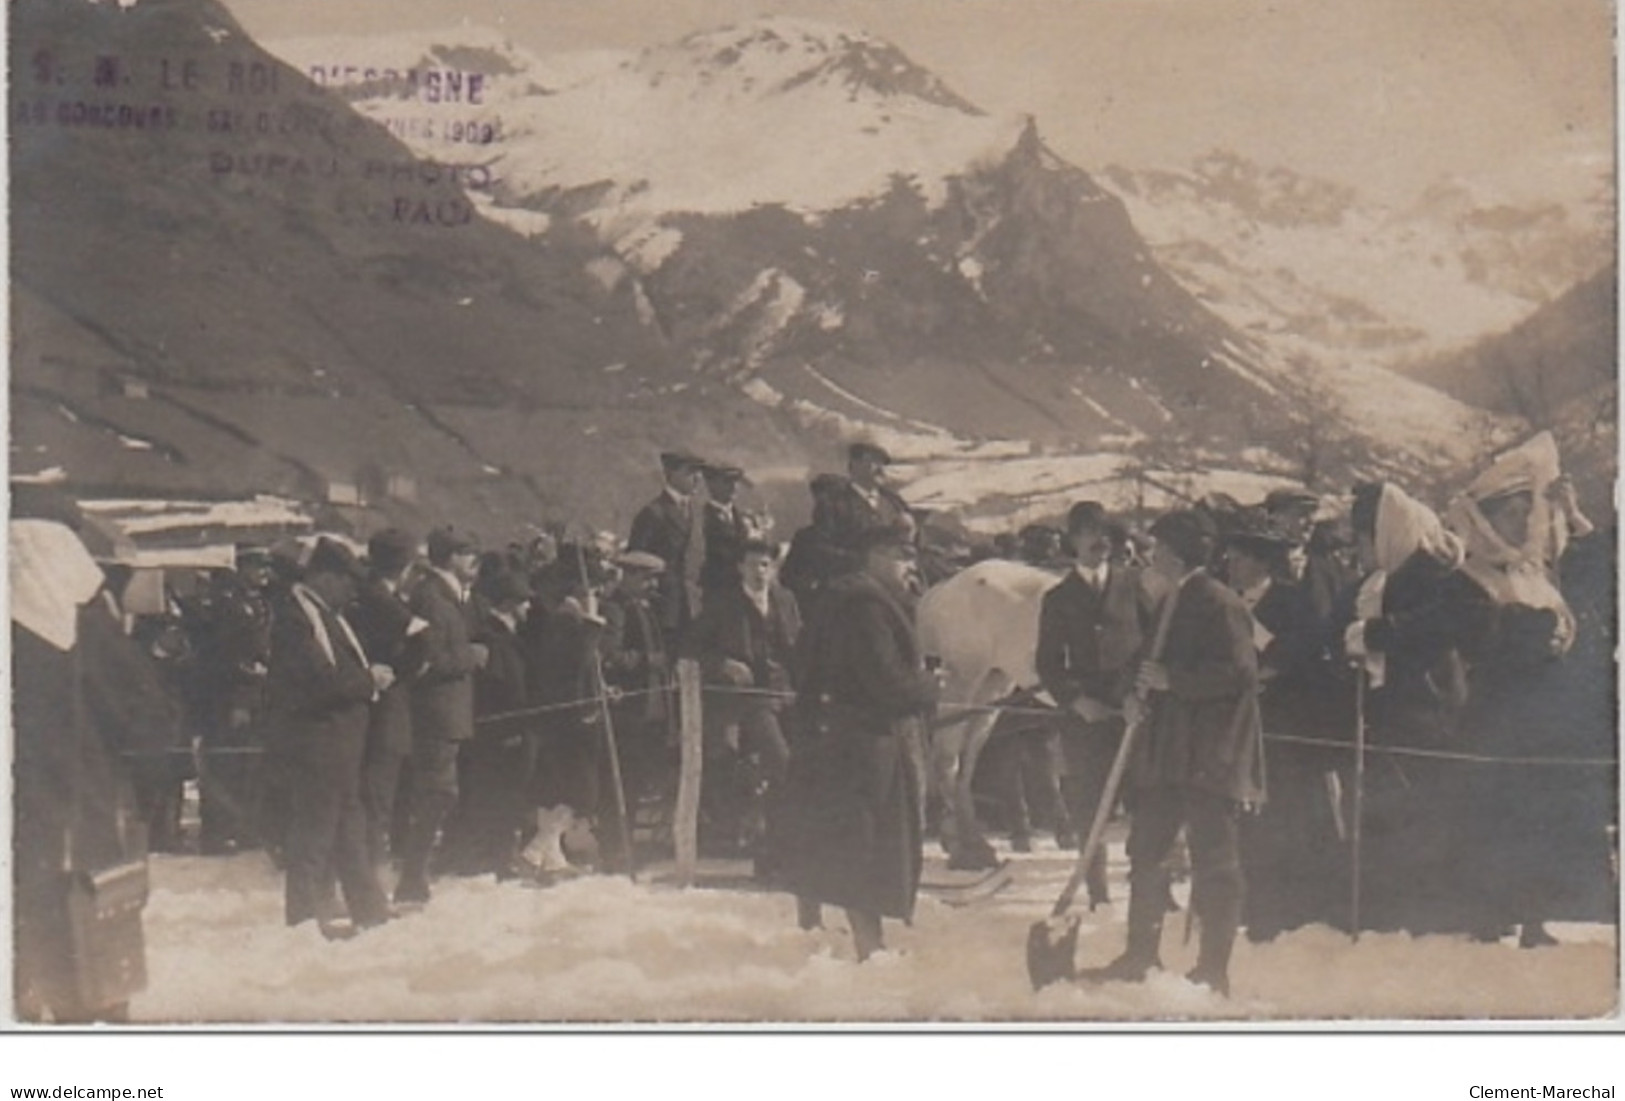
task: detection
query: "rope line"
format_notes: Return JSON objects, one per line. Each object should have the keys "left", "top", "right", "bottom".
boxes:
{"left": 119, "top": 682, "right": 1618, "bottom": 770}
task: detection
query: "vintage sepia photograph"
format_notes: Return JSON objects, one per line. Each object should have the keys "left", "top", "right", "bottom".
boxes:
{"left": 6, "top": 0, "right": 1619, "bottom": 1029}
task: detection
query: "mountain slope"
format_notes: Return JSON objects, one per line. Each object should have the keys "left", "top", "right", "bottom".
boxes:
{"left": 267, "top": 20, "right": 1321, "bottom": 465}
{"left": 1101, "top": 151, "right": 1613, "bottom": 361}
{"left": 9, "top": 0, "right": 819, "bottom": 535}
{"left": 1416, "top": 264, "right": 1618, "bottom": 515}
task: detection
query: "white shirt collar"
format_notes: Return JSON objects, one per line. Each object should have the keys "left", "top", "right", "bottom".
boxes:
{"left": 1074, "top": 561, "right": 1108, "bottom": 588}
{"left": 429, "top": 566, "right": 467, "bottom": 604}
{"left": 664, "top": 485, "right": 692, "bottom": 507}
{"left": 744, "top": 583, "right": 771, "bottom": 617}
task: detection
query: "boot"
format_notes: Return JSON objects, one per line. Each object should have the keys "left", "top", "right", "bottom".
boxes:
{"left": 1187, "top": 871, "right": 1242, "bottom": 998}
{"left": 1518, "top": 922, "right": 1559, "bottom": 949}
{"left": 847, "top": 908, "right": 885, "bottom": 962}
{"left": 1085, "top": 846, "right": 1111, "bottom": 910}
{"left": 1077, "top": 880, "right": 1165, "bottom": 984}
{"left": 395, "top": 789, "right": 454, "bottom": 905}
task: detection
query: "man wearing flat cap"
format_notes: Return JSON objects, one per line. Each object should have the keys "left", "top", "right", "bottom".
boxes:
{"left": 699, "top": 463, "right": 764, "bottom": 595}
{"left": 628, "top": 451, "right": 710, "bottom": 641}
{"left": 396, "top": 526, "right": 488, "bottom": 905}
{"left": 814, "top": 442, "right": 917, "bottom": 578}
{"left": 1078, "top": 508, "right": 1263, "bottom": 997}
{"left": 268, "top": 537, "right": 394, "bottom": 937}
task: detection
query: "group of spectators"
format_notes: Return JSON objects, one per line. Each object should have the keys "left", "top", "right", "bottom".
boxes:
{"left": 12, "top": 429, "right": 1617, "bottom": 1013}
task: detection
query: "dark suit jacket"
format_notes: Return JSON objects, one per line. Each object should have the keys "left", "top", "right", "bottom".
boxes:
{"left": 814, "top": 477, "right": 915, "bottom": 573}
{"left": 408, "top": 571, "right": 479, "bottom": 744}
{"left": 691, "top": 582, "right": 801, "bottom": 690}
{"left": 473, "top": 611, "right": 528, "bottom": 735}
{"left": 349, "top": 577, "right": 418, "bottom": 755}
{"left": 1132, "top": 571, "right": 1266, "bottom": 805}
{"left": 1036, "top": 566, "right": 1153, "bottom": 710}
{"left": 699, "top": 502, "right": 755, "bottom": 592}
{"left": 266, "top": 587, "right": 376, "bottom": 731}
{"left": 628, "top": 491, "right": 701, "bottom": 634}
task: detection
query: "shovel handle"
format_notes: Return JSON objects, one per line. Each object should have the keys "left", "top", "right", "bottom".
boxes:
{"left": 1046, "top": 573, "right": 1184, "bottom": 920}
{"left": 1049, "top": 708, "right": 1143, "bottom": 919}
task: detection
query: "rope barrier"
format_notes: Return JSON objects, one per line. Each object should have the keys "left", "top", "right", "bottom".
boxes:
{"left": 119, "top": 680, "right": 1618, "bottom": 771}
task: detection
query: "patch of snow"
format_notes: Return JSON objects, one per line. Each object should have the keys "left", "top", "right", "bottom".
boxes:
{"left": 131, "top": 851, "right": 1617, "bottom": 1023}
{"left": 585, "top": 256, "right": 627, "bottom": 291}
{"left": 470, "top": 192, "right": 552, "bottom": 238}
{"left": 78, "top": 496, "right": 314, "bottom": 536}
{"left": 619, "top": 224, "right": 685, "bottom": 273}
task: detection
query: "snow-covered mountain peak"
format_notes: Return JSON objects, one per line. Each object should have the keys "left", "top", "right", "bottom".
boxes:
{"left": 640, "top": 17, "right": 983, "bottom": 114}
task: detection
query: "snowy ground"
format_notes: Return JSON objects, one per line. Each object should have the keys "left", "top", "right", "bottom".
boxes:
{"left": 133, "top": 835, "right": 1619, "bottom": 1026}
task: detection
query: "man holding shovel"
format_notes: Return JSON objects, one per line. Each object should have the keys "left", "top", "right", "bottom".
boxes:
{"left": 1074, "top": 509, "right": 1265, "bottom": 996}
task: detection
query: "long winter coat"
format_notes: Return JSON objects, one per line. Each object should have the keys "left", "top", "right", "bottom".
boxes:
{"left": 782, "top": 572, "right": 935, "bottom": 919}
{"left": 1130, "top": 571, "right": 1266, "bottom": 806}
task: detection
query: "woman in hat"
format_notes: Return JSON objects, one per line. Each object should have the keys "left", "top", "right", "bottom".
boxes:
{"left": 1444, "top": 448, "right": 1611, "bottom": 946}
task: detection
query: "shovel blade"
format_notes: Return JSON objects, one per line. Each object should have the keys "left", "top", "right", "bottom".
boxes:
{"left": 1026, "top": 914, "right": 1082, "bottom": 991}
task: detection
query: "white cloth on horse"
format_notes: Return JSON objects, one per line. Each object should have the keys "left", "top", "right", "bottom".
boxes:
{"left": 9, "top": 519, "right": 105, "bottom": 652}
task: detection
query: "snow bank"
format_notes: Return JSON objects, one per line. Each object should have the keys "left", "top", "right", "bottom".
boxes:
{"left": 133, "top": 846, "right": 1617, "bottom": 1025}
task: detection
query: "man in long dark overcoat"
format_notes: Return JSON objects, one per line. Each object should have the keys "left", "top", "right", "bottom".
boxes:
{"left": 269, "top": 538, "right": 394, "bottom": 937}
{"left": 783, "top": 526, "right": 939, "bottom": 961}
{"left": 1080, "top": 510, "right": 1265, "bottom": 996}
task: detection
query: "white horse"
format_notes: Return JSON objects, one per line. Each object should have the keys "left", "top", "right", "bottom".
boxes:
{"left": 916, "top": 559, "right": 1063, "bottom": 868}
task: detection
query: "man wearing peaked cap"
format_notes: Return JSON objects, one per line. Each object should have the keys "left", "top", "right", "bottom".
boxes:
{"left": 815, "top": 441, "right": 917, "bottom": 578}
{"left": 614, "top": 550, "right": 667, "bottom": 574}
{"left": 700, "top": 463, "right": 764, "bottom": 595}
{"left": 628, "top": 450, "right": 710, "bottom": 639}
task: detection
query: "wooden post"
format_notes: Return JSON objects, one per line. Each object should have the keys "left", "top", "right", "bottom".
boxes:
{"left": 674, "top": 657, "right": 704, "bottom": 887}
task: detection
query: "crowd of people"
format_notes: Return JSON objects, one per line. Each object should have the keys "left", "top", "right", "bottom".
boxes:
{"left": 11, "top": 432, "right": 1618, "bottom": 1017}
